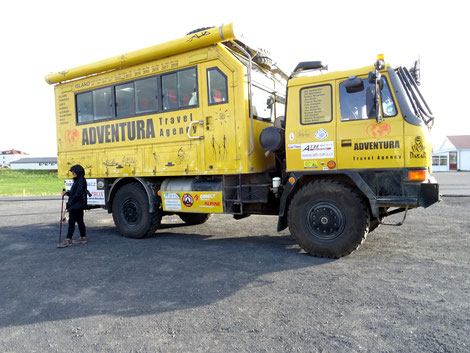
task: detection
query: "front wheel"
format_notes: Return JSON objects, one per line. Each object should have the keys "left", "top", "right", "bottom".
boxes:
{"left": 288, "top": 180, "right": 369, "bottom": 258}
{"left": 112, "top": 183, "right": 162, "bottom": 238}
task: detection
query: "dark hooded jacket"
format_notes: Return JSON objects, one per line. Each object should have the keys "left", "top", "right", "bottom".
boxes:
{"left": 66, "top": 165, "right": 88, "bottom": 210}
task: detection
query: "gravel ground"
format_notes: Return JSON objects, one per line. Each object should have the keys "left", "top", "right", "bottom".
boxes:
{"left": 0, "top": 194, "right": 469, "bottom": 353}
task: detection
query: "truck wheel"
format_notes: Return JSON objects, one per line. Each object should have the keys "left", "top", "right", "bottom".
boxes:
{"left": 112, "top": 183, "right": 162, "bottom": 238}
{"left": 288, "top": 180, "right": 369, "bottom": 258}
{"left": 178, "top": 213, "right": 211, "bottom": 225}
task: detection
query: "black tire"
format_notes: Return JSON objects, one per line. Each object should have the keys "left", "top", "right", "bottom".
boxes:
{"left": 369, "top": 217, "right": 381, "bottom": 233}
{"left": 178, "top": 213, "right": 211, "bottom": 225}
{"left": 112, "top": 183, "right": 162, "bottom": 238}
{"left": 288, "top": 179, "right": 369, "bottom": 258}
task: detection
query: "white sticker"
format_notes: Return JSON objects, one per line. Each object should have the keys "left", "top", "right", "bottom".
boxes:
{"left": 288, "top": 143, "right": 301, "bottom": 150}
{"left": 289, "top": 132, "right": 295, "bottom": 141}
{"left": 301, "top": 141, "right": 334, "bottom": 160}
{"left": 315, "top": 128, "right": 328, "bottom": 140}
{"left": 64, "top": 178, "right": 105, "bottom": 205}
{"left": 164, "top": 199, "right": 182, "bottom": 211}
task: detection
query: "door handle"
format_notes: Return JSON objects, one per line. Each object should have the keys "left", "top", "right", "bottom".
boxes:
{"left": 187, "top": 120, "right": 204, "bottom": 139}
{"left": 341, "top": 139, "right": 352, "bottom": 147}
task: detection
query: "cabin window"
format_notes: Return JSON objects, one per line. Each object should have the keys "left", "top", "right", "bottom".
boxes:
{"left": 207, "top": 67, "right": 228, "bottom": 105}
{"left": 93, "top": 87, "right": 114, "bottom": 120}
{"left": 135, "top": 77, "right": 158, "bottom": 114}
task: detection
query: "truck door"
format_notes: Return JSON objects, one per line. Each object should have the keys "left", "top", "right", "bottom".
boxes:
{"left": 336, "top": 75, "right": 404, "bottom": 170}
{"left": 200, "top": 62, "right": 238, "bottom": 172}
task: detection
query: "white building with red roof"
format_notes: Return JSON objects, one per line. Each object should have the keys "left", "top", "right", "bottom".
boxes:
{"left": 432, "top": 135, "right": 470, "bottom": 171}
{"left": 0, "top": 149, "right": 30, "bottom": 168}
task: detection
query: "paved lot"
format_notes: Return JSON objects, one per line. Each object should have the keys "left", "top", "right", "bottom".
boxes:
{"left": 0, "top": 175, "right": 469, "bottom": 352}
{"left": 433, "top": 172, "right": 470, "bottom": 196}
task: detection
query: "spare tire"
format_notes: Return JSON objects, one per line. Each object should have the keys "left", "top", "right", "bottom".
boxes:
{"left": 253, "top": 49, "right": 272, "bottom": 70}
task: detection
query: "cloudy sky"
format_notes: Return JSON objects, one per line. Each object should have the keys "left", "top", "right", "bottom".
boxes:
{"left": 1, "top": 0, "right": 468, "bottom": 156}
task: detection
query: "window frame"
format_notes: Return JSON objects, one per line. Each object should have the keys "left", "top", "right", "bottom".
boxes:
{"left": 339, "top": 76, "right": 398, "bottom": 122}
{"left": 74, "top": 66, "right": 199, "bottom": 126}
{"left": 206, "top": 67, "right": 229, "bottom": 106}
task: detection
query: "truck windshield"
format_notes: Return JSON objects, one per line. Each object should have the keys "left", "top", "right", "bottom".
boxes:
{"left": 395, "top": 67, "right": 434, "bottom": 127}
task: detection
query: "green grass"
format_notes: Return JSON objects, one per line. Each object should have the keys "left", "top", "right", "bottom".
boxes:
{"left": 0, "top": 169, "right": 64, "bottom": 197}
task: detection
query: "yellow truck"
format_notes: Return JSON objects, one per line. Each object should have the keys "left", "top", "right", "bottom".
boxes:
{"left": 45, "top": 23, "right": 439, "bottom": 257}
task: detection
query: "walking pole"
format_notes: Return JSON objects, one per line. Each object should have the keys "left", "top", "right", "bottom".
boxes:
{"left": 58, "top": 189, "right": 65, "bottom": 243}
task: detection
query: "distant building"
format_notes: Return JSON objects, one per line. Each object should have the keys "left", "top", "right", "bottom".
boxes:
{"left": 10, "top": 157, "right": 58, "bottom": 170}
{"left": 1, "top": 149, "right": 30, "bottom": 167}
{"left": 432, "top": 135, "right": 470, "bottom": 171}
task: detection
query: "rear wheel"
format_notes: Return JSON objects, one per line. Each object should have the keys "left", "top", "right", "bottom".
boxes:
{"left": 112, "top": 183, "right": 162, "bottom": 238}
{"left": 178, "top": 213, "right": 211, "bottom": 225}
{"left": 288, "top": 179, "right": 369, "bottom": 258}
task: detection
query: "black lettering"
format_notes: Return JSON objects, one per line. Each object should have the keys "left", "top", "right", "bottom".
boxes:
{"left": 127, "top": 121, "right": 136, "bottom": 141}
{"left": 183, "top": 115, "right": 187, "bottom": 123}
{"left": 373, "top": 142, "right": 378, "bottom": 149}
{"left": 97, "top": 126, "right": 104, "bottom": 144}
{"left": 354, "top": 143, "right": 358, "bottom": 151}
{"left": 177, "top": 116, "right": 181, "bottom": 123}
{"left": 159, "top": 117, "right": 163, "bottom": 125}
{"left": 166, "top": 129, "right": 170, "bottom": 137}
{"left": 136, "top": 120, "right": 145, "bottom": 139}
{"left": 105, "top": 125, "right": 111, "bottom": 143}
{"left": 179, "top": 127, "right": 184, "bottom": 134}
{"left": 173, "top": 128, "right": 177, "bottom": 135}
{"left": 170, "top": 117, "right": 174, "bottom": 124}
{"left": 111, "top": 124, "right": 119, "bottom": 142}
{"left": 82, "top": 128, "right": 89, "bottom": 145}
{"left": 89, "top": 127, "right": 97, "bottom": 145}
{"left": 119, "top": 122, "right": 126, "bottom": 142}
{"left": 146, "top": 119, "right": 155, "bottom": 139}
{"left": 160, "top": 129, "right": 164, "bottom": 137}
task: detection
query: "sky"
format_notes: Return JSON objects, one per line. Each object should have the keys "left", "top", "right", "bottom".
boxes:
{"left": 1, "top": 0, "right": 468, "bottom": 156}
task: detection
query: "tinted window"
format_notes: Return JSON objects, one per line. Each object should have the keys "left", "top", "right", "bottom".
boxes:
{"left": 179, "top": 68, "right": 198, "bottom": 107}
{"left": 162, "top": 73, "right": 178, "bottom": 111}
{"left": 116, "top": 83, "right": 135, "bottom": 118}
{"left": 136, "top": 77, "right": 158, "bottom": 114}
{"left": 207, "top": 68, "right": 228, "bottom": 105}
{"left": 93, "top": 87, "right": 113, "bottom": 120}
{"left": 77, "top": 92, "right": 93, "bottom": 123}
{"left": 340, "top": 78, "right": 397, "bottom": 121}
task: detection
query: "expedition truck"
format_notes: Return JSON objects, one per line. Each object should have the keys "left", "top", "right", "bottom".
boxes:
{"left": 45, "top": 23, "right": 439, "bottom": 257}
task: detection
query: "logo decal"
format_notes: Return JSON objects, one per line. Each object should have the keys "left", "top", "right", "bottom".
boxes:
{"left": 314, "top": 128, "right": 328, "bottom": 140}
{"left": 65, "top": 129, "right": 79, "bottom": 144}
{"left": 182, "top": 194, "right": 194, "bottom": 207}
{"left": 366, "top": 123, "right": 391, "bottom": 139}
{"left": 410, "top": 136, "right": 427, "bottom": 159}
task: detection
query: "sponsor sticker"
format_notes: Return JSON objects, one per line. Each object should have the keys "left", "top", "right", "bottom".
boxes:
{"left": 301, "top": 141, "right": 334, "bottom": 160}
{"left": 289, "top": 132, "right": 295, "bottom": 141}
{"left": 65, "top": 178, "right": 105, "bottom": 205}
{"left": 304, "top": 160, "right": 318, "bottom": 169}
{"left": 314, "top": 128, "right": 328, "bottom": 140}
{"left": 288, "top": 143, "right": 301, "bottom": 150}
{"left": 182, "top": 193, "right": 194, "bottom": 207}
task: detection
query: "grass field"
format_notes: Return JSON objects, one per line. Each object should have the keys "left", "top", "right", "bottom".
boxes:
{"left": 0, "top": 169, "right": 63, "bottom": 196}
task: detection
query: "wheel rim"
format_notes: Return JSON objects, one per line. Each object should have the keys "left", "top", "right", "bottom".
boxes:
{"left": 306, "top": 202, "right": 345, "bottom": 240}
{"left": 122, "top": 198, "right": 142, "bottom": 226}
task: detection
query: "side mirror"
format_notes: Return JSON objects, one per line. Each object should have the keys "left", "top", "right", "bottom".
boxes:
{"left": 368, "top": 71, "right": 384, "bottom": 90}
{"left": 343, "top": 76, "right": 364, "bottom": 93}
{"left": 366, "top": 86, "right": 377, "bottom": 119}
